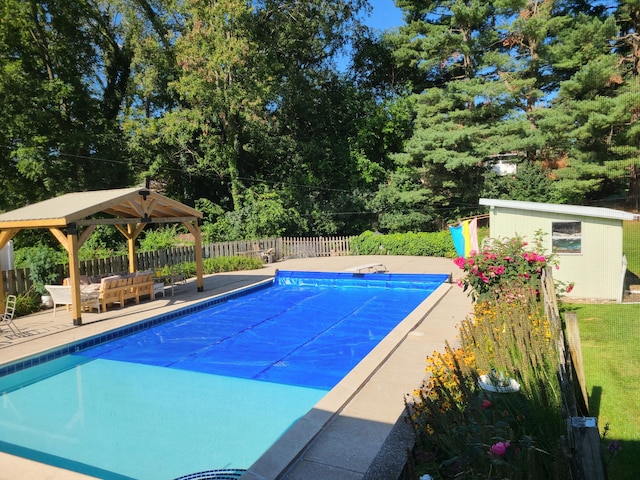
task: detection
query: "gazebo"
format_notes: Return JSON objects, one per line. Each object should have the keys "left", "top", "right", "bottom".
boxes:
{"left": 0, "top": 187, "right": 204, "bottom": 325}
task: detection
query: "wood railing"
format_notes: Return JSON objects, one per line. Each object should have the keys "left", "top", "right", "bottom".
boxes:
{"left": 2, "top": 236, "right": 354, "bottom": 295}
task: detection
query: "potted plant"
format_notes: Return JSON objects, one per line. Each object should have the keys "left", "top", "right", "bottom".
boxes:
{"left": 27, "top": 245, "right": 61, "bottom": 307}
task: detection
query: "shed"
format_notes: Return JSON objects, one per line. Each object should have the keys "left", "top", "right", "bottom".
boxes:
{"left": 0, "top": 187, "right": 204, "bottom": 324}
{"left": 479, "top": 198, "right": 639, "bottom": 302}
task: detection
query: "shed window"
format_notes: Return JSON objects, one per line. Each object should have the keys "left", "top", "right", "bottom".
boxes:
{"left": 551, "top": 221, "right": 582, "bottom": 254}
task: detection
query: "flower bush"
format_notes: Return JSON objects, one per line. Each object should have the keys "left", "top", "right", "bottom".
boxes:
{"left": 453, "top": 233, "right": 554, "bottom": 302}
{"left": 405, "top": 286, "right": 568, "bottom": 479}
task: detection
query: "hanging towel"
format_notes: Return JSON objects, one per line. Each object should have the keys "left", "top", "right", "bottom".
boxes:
{"left": 461, "top": 220, "right": 472, "bottom": 257}
{"left": 449, "top": 218, "right": 479, "bottom": 258}
{"left": 449, "top": 222, "right": 467, "bottom": 257}
{"left": 468, "top": 217, "right": 479, "bottom": 255}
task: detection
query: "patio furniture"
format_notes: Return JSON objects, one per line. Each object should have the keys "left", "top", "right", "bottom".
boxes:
{"left": 1, "top": 294, "right": 20, "bottom": 334}
{"left": 96, "top": 271, "right": 155, "bottom": 311}
{"left": 154, "top": 266, "right": 186, "bottom": 297}
{"left": 153, "top": 282, "right": 165, "bottom": 298}
{"left": 45, "top": 285, "right": 101, "bottom": 315}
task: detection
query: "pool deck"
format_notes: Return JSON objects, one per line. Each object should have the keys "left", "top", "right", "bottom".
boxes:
{"left": 0, "top": 255, "right": 471, "bottom": 480}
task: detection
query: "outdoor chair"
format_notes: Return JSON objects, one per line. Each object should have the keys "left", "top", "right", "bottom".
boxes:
{"left": 46, "top": 285, "right": 101, "bottom": 316}
{"left": 1, "top": 295, "right": 21, "bottom": 334}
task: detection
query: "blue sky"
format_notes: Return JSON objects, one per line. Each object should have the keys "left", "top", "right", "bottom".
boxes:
{"left": 366, "top": 0, "right": 404, "bottom": 31}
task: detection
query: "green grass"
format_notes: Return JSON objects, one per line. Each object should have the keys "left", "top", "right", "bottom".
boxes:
{"left": 564, "top": 302, "right": 640, "bottom": 479}
{"left": 623, "top": 220, "right": 640, "bottom": 276}
{"left": 554, "top": 220, "right": 640, "bottom": 477}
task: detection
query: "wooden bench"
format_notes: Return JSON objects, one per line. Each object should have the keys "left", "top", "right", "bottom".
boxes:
{"left": 344, "top": 263, "right": 388, "bottom": 273}
{"left": 97, "top": 271, "right": 155, "bottom": 311}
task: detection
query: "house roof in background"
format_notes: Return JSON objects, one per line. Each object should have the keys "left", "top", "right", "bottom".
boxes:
{"left": 479, "top": 198, "right": 638, "bottom": 221}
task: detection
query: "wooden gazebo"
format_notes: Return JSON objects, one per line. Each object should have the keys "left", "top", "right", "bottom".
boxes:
{"left": 0, "top": 187, "right": 204, "bottom": 325}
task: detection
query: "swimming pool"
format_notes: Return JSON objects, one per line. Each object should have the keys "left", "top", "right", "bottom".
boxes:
{"left": 0, "top": 271, "right": 449, "bottom": 479}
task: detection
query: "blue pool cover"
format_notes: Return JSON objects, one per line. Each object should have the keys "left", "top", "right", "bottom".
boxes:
{"left": 77, "top": 270, "right": 450, "bottom": 390}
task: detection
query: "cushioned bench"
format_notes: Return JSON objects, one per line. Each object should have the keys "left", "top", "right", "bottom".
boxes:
{"left": 96, "top": 271, "right": 155, "bottom": 311}
{"left": 63, "top": 271, "right": 155, "bottom": 312}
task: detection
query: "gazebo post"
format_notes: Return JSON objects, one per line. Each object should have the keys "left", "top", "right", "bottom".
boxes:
{"left": 127, "top": 224, "right": 136, "bottom": 273}
{"left": 66, "top": 225, "right": 83, "bottom": 325}
{"left": 185, "top": 220, "right": 204, "bottom": 292}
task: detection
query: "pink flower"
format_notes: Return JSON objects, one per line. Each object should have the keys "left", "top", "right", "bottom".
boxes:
{"left": 566, "top": 282, "right": 574, "bottom": 293}
{"left": 494, "top": 266, "right": 505, "bottom": 275}
{"left": 489, "top": 441, "right": 510, "bottom": 458}
{"left": 481, "top": 399, "right": 492, "bottom": 409}
{"left": 453, "top": 257, "right": 466, "bottom": 268}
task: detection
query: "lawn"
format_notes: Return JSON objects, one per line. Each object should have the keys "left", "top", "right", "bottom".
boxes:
{"left": 564, "top": 303, "right": 640, "bottom": 479}
{"left": 623, "top": 221, "right": 640, "bottom": 276}
{"left": 560, "top": 221, "right": 640, "bottom": 478}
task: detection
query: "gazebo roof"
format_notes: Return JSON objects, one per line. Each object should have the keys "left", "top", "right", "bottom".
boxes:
{"left": 0, "top": 187, "right": 205, "bottom": 325}
{"left": 0, "top": 187, "right": 202, "bottom": 229}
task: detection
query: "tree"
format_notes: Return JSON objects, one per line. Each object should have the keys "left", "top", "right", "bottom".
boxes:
{"left": 0, "top": 0, "right": 138, "bottom": 212}
{"left": 380, "top": 0, "right": 506, "bottom": 227}
{"left": 537, "top": 9, "right": 627, "bottom": 203}
{"left": 481, "top": 161, "right": 554, "bottom": 202}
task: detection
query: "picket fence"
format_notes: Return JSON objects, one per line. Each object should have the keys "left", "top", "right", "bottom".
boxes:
{"left": 2, "top": 236, "right": 354, "bottom": 295}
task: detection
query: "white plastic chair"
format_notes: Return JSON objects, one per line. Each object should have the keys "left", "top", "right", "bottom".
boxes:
{"left": 1, "top": 295, "right": 21, "bottom": 334}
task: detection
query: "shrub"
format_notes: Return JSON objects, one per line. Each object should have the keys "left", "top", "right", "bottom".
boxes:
{"left": 14, "top": 289, "right": 42, "bottom": 317}
{"left": 177, "top": 256, "right": 264, "bottom": 277}
{"left": 26, "top": 244, "right": 63, "bottom": 295}
{"left": 350, "top": 230, "right": 457, "bottom": 257}
{"left": 453, "top": 233, "right": 555, "bottom": 302}
{"left": 78, "top": 225, "right": 127, "bottom": 260}
{"left": 139, "top": 226, "right": 184, "bottom": 252}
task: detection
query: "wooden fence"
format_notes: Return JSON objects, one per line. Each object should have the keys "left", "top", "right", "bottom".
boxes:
{"left": 2, "top": 236, "right": 354, "bottom": 295}
{"left": 541, "top": 268, "right": 606, "bottom": 480}
{"left": 281, "top": 236, "right": 351, "bottom": 258}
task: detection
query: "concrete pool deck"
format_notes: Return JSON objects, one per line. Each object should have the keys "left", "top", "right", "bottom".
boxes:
{"left": 0, "top": 255, "right": 471, "bottom": 480}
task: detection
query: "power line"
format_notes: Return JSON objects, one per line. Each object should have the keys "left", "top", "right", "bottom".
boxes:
{"left": 1, "top": 145, "right": 360, "bottom": 194}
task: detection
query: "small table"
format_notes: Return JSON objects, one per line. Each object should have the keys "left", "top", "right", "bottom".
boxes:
{"left": 153, "top": 282, "right": 166, "bottom": 298}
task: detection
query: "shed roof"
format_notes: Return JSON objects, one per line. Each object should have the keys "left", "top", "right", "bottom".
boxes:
{"left": 0, "top": 187, "right": 202, "bottom": 229}
{"left": 479, "top": 198, "right": 638, "bottom": 221}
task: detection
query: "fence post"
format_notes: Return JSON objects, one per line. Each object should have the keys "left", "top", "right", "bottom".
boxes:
{"left": 565, "top": 312, "right": 589, "bottom": 413}
{"left": 569, "top": 417, "right": 607, "bottom": 480}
